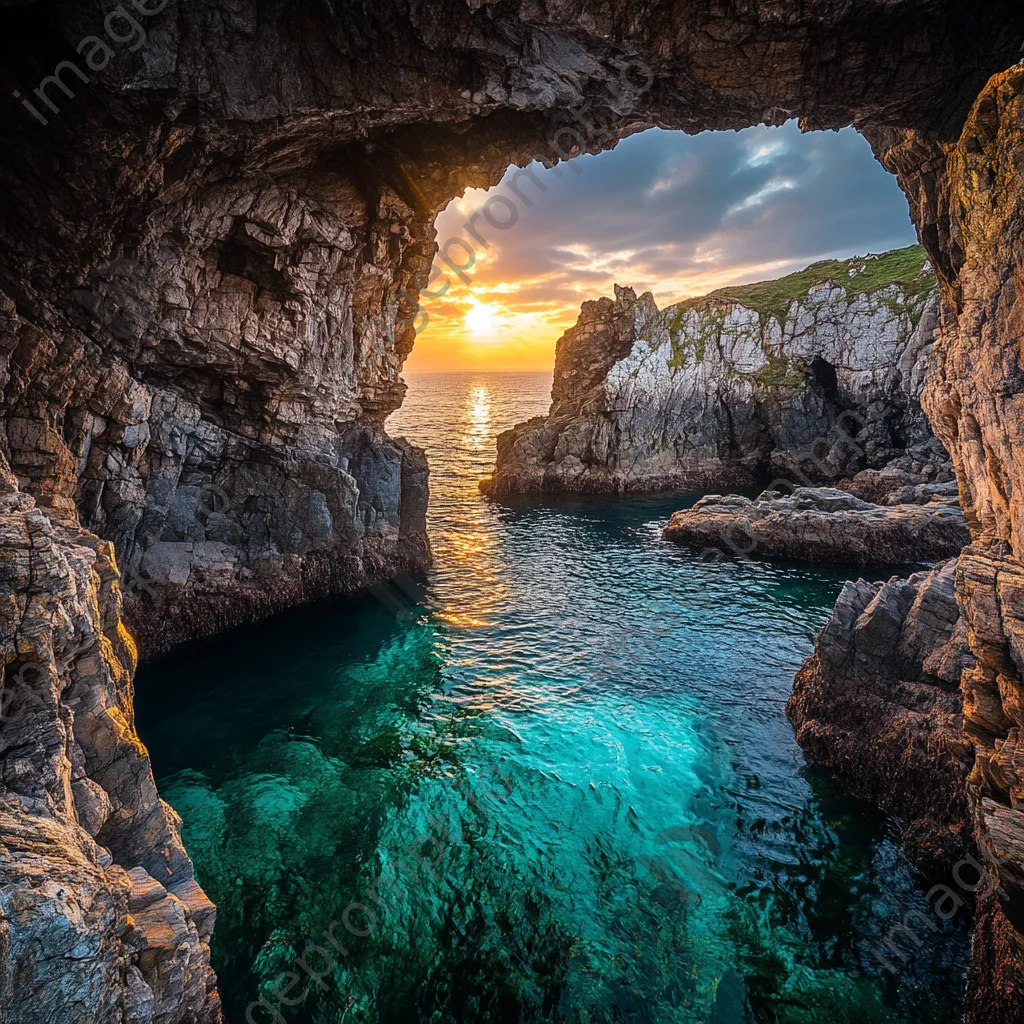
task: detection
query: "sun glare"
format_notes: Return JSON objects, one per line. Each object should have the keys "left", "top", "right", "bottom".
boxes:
{"left": 464, "top": 301, "right": 501, "bottom": 338}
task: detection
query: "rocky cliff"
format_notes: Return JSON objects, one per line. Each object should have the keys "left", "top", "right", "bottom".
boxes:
{"left": 0, "top": 450, "right": 219, "bottom": 1023}
{"left": 2, "top": 2, "right": 1024, "bottom": 1021}
{"left": 866, "top": 66, "right": 1024, "bottom": 1018}
{"left": 482, "top": 247, "right": 950, "bottom": 496}
{"left": 0, "top": 162, "right": 434, "bottom": 661}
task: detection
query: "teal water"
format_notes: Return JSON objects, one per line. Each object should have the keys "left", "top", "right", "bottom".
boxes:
{"left": 136, "top": 371, "right": 968, "bottom": 1024}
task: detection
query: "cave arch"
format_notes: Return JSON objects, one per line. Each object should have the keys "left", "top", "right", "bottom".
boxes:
{"left": 0, "top": 2, "right": 1020, "bottom": 632}
{"left": 2, "top": 3, "right": 1024, "bottom": 1022}
{"left": 0, "top": 0, "right": 1018, "bottom": 653}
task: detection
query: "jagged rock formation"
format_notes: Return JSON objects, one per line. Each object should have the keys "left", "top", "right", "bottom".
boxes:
{"left": 863, "top": 66, "right": 1024, "bottom": 1019}
{"left": 0, "top": 174, "right": 432, "bottom": 660}
{"left": 663, "top": 486, "right": 969, "bottom": 568}
{"left": 0, "top": 454, "right": 219, "bottom": 1023}
{"left": 788, "top": 559, "right": 976, "bottom": 878}
{"left": 2, "top": 2, "right": 1024, "bottom": 1021}
{"left": 482, "top": 247, "right": 950, "bottom": 495}
{"left": 839, "top": 465, "right": 961, "bottom": 504}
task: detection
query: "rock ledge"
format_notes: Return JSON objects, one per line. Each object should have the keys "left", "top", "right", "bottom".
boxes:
{"left": 662, "top": 486, "right": 969, "bottom": 567}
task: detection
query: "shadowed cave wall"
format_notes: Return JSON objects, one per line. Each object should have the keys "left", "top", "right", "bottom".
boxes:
{"left": 2, "top": 1, "right": 1024, "bottom": 1021}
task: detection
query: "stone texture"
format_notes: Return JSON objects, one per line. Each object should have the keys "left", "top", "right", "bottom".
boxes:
{"left": 840, "top": 467, "right": 961, "bottom": 505}
{"left": 0, "top": 464, "right": 219, "bottom": 1023}
{"left": 787, "top": 559, "right": 976, "bottom": 878}
{"left": 0, "top": 183, "right": 432, "bottom": 659}
{"left": 864, "top": 66, "right": 1024, "bottom": 1019}
{"left": 483, "top": 250, "right": 951, "bottom": 496}
{"left": 663, "top": 486, "right": 969, "bottom": 568}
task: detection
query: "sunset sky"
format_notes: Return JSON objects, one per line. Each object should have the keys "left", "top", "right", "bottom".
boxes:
{"left": 405, "top": 121, "right": 918, "bottom": 373}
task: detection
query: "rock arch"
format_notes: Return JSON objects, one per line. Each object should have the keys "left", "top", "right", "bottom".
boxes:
{"left": 2, "top": 2, "right": 1024, "bottom": 1020}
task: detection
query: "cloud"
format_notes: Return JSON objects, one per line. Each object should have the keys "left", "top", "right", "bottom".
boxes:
{"left": 408, "top": 122, "right": 917, "bottom": 371}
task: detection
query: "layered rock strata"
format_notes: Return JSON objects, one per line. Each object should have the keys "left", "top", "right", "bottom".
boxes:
{"left": 663, "top": 486, "right": 969, "bottom": 568}
{"left": 0, "top": 184, "right": 433, "bottom": 660}
{"left": 0, "top": 453, "right": 219, "bottom": 1023}
{"left": 2, "top": 2, "right": 1024, "bottom": 1021}
{"left": 862, "top": 67, "right": 1024, "bottom": 1019}
{"left": 482, "top": 248, "right": 949, "bottom": 496}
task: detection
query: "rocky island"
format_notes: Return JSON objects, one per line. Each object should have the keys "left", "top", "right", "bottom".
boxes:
{"left": 662, "top": 486, "right": 969, "bottom": 568}
{"left": 2, "top": 2, "right": 1024, "bottom": 1022}
{"left": 482, "top": 245, "right": 950, "bottom": 497}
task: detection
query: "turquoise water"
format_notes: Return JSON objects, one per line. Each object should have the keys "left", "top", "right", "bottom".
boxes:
{"left": 136, "top": 371, "right": 968, "bottom": 1023}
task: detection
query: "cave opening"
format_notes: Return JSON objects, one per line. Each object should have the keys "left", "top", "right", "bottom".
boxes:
{"left": 809, "top": 355, "right": 840, "bottom": 401}
{"left": 402, "top": 123, "right": 934, "bottom": 499}
{"left": 3, "top": 5, "right": 1024, "bottom": 1023}
{"left": 406, "top": 123, "right": 920, "bottom": 378}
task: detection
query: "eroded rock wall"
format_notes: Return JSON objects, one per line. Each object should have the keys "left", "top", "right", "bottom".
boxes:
{"left": 788, "top": 559, "right": 975, "bottom": 877}
{"left": 1, "top": 2, "right": 1024, "bottom": 1022}
{"left": 860, "top": 66, "right": 1024, "bottom": 1019}
{"left": 0, "top": 451, "right": 220, "bottom": 1022}
{"left": 0, "top": 170, "right": 434, "bottom": 659}
{"left": 483, "top": 249, "right": 948, "bottom": 495}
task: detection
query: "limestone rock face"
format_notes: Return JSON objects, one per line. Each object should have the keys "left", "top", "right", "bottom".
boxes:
{"left": 663, "top": 486, "right": 969, "bottom": 567}
{"left": 483, "top": 249, "right": 951, "bottom": 495}
{"left": 0, "top": 177, "right": 433, "bottom": 659}
{"left": 0, "top": 467, "right": 219, "bottom": 1023}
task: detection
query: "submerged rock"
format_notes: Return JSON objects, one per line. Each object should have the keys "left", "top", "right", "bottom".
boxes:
{"left": 662, "top": 487, "right": 969, "bottom": 568}
{"left": 483, "top": 248, "right": 951, "bottom": 497}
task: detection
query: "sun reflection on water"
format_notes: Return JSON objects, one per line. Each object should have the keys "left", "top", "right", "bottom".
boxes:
{"left": 428, "top": 379, "right": 511, "bottom": 629}
{"left": 463, "top": 383, "right": 493, "bottom": 452}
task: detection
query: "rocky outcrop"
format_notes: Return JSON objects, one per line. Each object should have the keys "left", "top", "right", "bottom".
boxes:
{"left": 840, "top": 466, "right": 962, "bottom": 504}
{"left": 862, "top": 66, "right": 1024, "bottom": 1018}
{"left": 0, "top": 181, "right": 432, "bottom": 659}
{"left": 787, "top": 559, "right": 975, "bottom": 878}
{"left": 0, "top": 452, "right": 219, "bottom": 1023}
{"left": 482, "top": 248, "right": 951, "bottom": 496}
{"left": 2, "top": 2, "right": 1024, "bottom": 1021}
{"left": 663, "top": 486, "right": 969, "bottom": 568}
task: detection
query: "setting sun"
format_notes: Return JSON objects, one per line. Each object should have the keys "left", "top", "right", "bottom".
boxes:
{"left": 464, "top": 301, "right": 501, "bottom": 338}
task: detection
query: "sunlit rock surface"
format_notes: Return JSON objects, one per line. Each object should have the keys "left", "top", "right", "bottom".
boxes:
{"left": 663, "top": 486, "right": 969, "bottom": 568}
{"left": 0, "top": 457, "right": 219, "bottom": 1023}
{"left": 483, "top": 248, "right": 951, "bottom": 495}
{"left": 868, "top": 66, "right": 1024, "bottom": 1018}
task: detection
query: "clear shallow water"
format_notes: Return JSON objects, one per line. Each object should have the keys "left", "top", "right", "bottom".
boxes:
{"left": 137, "top": 371, "right": 967, "bottom": 1024}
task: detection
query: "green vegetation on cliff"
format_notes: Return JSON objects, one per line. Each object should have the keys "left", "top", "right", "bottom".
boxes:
{"left": 667, "top": 304, "right": 721, "bottom": 369}
{"left": 662, "top": 244, "right": 937, "bottom": 381}
{"left": 753, "top": 352, "right": 806, "bottom": 388}
{"left": 677, "top": 244, "right": 936, "bottom": 326}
